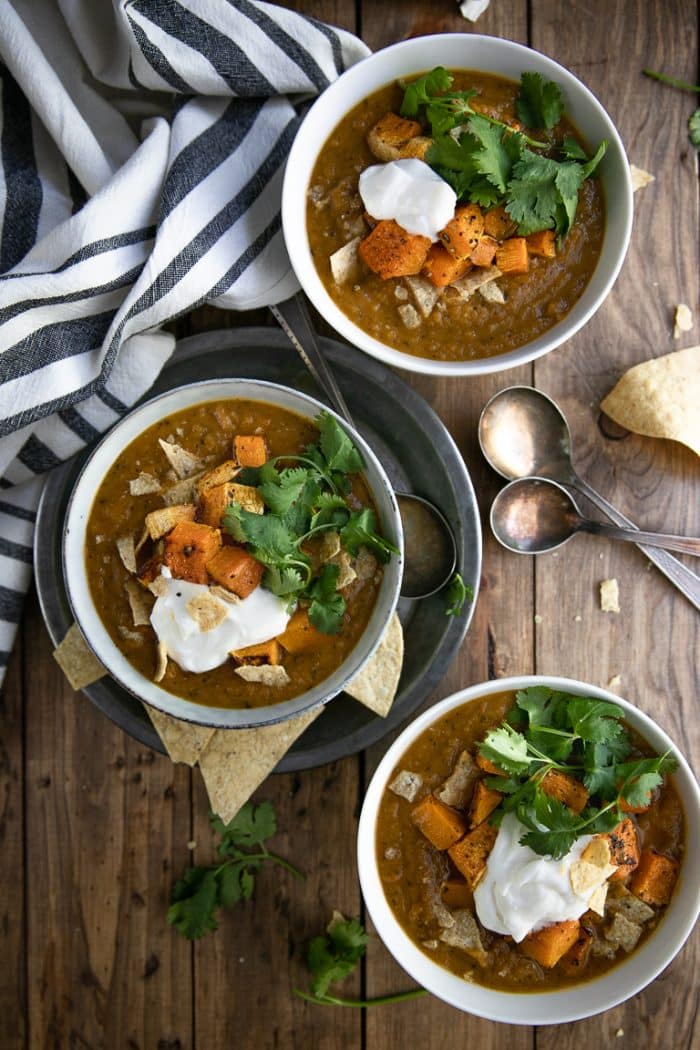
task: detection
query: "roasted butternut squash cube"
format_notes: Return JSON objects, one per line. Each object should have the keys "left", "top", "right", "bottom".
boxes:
{"left": 411, "top": 794, "right": 468, "bottom": 850}
{"left": 277, "top": 609, "right": 325, "bottom": 654}
{"left": 422, "top": 243, "right": 472, "bottom": 288}
{"left": 231, "top": 639, "right": 281, "bottom": 665}
{"left": 198, "top": 482, "right": 235, "bottom": 528}
{"left": 440, "top": 879, "right": 473, "bottom": 910}
{"left": 629, "top": 849, "right": 678, "bottom": 906}
{"left": 469, "top": 235, "right": 499, "bottom": 268}
{"left": 206, "top": 545, "right": 264, "bottom": 598}
{"left": 526, "top": 229, "right": 556, "bottom": 258}
{"left": 358, "top": 220, "right": 431, "bottom": 280}
{"left": 520, "top": 919, "right": 581, "bottom": 969}
{"left": 163, "top": 522, "right": 221, "bottom": 584}
{"left": 541, "top": 770, "right": 589, "bottom": 814}
{"left": 483, "top": 204, "right": 517, "bottom": 240}
{"left": 196, "top": 459, "right": 240, "bottom": 495}
{"left": 468, "top": 780, "right": 503, "bottom": 828}
{"left": 475, "top": 753, "right": 507, "bottom": 776}
{"left": 559, "top": 927, "right": 593, "bottom": 976}
{"left": 234, "top": 434, "right": 269, "bottom": 468}
{"left": 604, "top": 818, "right": 640, "bottom": 882}
{"left": 447, "top": 822, "right": 498, "bottom": 890}
{"left": 439, "top": 204, "right": 484, "bottom": 259}
{"left": 366, "top": 112, "right": 423, "bottom": 161}
{"left": 495, "top": 237, "right": 529, "bottom": 275}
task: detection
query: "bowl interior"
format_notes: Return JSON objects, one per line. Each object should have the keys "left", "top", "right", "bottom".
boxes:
{"left": 357, "top": 675, "right": 700, "bottom": 1025}
{"left": 63, "top": 379, "right": 403, "bottom": 729}
{"left": 283, "top": 34, "right": 632, "bottom": 376}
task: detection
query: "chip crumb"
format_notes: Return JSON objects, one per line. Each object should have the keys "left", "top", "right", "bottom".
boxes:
{"left": 460, "top": 0, "right": 490, "bottom": 21}
{"left": 186, "top": 592, "right": 228, "bottom": 632}
{"left": 608, "top": 674, "right": 622, "bottom": 690}
{"left": 673, "top": 303, "right": 693, "bottom": 340}
{"left": 187, "top": 840, "right": 197, "bottom": 850}
{"left": 129, "top": 472, "right": 161, "bottom": 496}
{"left": 158, "top": 438, "right": 204, "bottom": 479}
{"left": 154, "top": 640, "right": 168, "bottom": 682}
{"left": 479, "top": 280, "right": 506, "bottom": 304}
{"left": 116, "top": 535, "right": 137, "bottom": 574}
{"left": 534, "top": 614, "right": 542, "bottom": 624}
{"left": 234, "top": 663, "right": 291, "bottom": 686}
{"left": 388, "top": 769, "right": 423, "bottom": 802}
{"left": 394, "top": 283, "right": 409, "bottom": 301}
{"left": 398, "top": 302, "right": 421, "bottom": 329}
{"left": 616, "top": 1031, "right": 624, "bottom": 1039}
{"left": 629, "top": 164, "right": 655, "bottom": 192}
{"left": 600, "top": 578, "right": 620, "bottom": 613}
{"left": 574, "top": 614, "right": 582, "bottom": 622}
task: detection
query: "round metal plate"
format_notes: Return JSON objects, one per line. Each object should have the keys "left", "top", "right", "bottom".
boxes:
{"left": 35, "top": 327, "right": 481, "bottom": 772}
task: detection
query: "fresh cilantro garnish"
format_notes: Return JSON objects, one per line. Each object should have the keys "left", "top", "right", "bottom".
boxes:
{"left": 445, "top": 571, "right": 473, "bottom": 616}
{"left": 294, "top": 914, "right": 427, "bottom": 1008}
{"left": 168, "top": 802, "right": 303, "bottom": 939}
{"left": 643, "top": 69, "right": 700, "bottom": 152}
{"left": 516, "top": 71, "right": 564, "bottom": 130}
{"left": 220, "top": 412, "right": 398, "bottom": 634}
{"left": 403, "top": 68, "right": 606, "bottom": 237}
{"left": 476, "top": 687, "right": 678, "bottom": 859}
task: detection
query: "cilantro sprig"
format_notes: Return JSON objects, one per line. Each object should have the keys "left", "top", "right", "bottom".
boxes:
{"left": 222, "top": 412, "right": 399, "bottom": 634}
{"left": 168, "top": 802, "right": 303, "bottom": 939}
{"left": 445, "top": 571, "right": 473, "bottom": 616}
{"left": 294, "top": 914, "right": 427, "bottom": 1008}
{"left": 643, "top": 68, "right": 700, "bottom": 153}
{"left": 478, "top": 687, "right": 678, "bottom": 859}
{"left": 401, "top": 68, "right": 607, "bottom": 238}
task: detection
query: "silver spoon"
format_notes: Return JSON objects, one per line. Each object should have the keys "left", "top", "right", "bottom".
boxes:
{"left": 478, "top": 386, "right": 700, "bottom": 610}
{"left": 491, "top": 478, "right": 700, "bottom": 557}
{"left": 270, "top": 293, "right": 457, "bottom": 599}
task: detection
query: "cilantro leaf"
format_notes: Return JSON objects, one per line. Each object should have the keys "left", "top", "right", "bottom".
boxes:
{"left": 264, "top": 564, "right": 305, "bottom": 597}
{"left": 216, "top": 800, "right": 277, "bottom": 850}
{"left": 316, "top": 412, "right": 364, "bottom": 474}
{"left": 168, "top": 867, "right": 220, "bottom": 939}
{"left": 516, "top": 71, "right": 564, "bottom": 129}
{"left": 466, "top": 114, "right": 521, "bottom": 193}
{"left": 560, "top": 134, "right": 587, "bottom": 160}
{"left": 258, "top": 467, "right": 309, "bottom": 516}
{"left": 307, "top": 564, "right": 345, "bottom": 634}
{"left": 506, "top": 149, "right": 584, "bottom": 236}
{"left": 445, "top": 571, "right": 473, "bottom": 616}
{"left": 224, "top": 504, "right": 296, "bottom": 556}
{"left": 616, "top": 753, "right": 678, "bottom": 809}
{"left": 518, "top": 790, "right": 580, "bottom": 859}
{"left": 401, "top": 66, "right": 454, "bottom": 117}
{"left": 309, "top": 492, "right": 349, "bottom": 531}
{"left": 566, "top": 699, "right": 624, "bottom": 743}
{"left": 690, "top": 108, "right": 700, "bottom": 150}
{"left": 340, "top": 508, "right": 399, "bottom": 563}
{"left": 580, "top": 139, "right": 608, "bottom": 178}
{"left": 515, "top": 685, "right": 556, "bottom": 725}
{"left": 479, "top": 724, "right": 531, "bottom": 776}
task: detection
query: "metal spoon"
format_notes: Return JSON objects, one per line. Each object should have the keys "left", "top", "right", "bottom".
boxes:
{"left": 270, "top": 293, "right": 457, "bottom": 599}
{"left": 491, "top": 478, "right": 700, "bottom": 557}
{"left": 478, "top": 386, "right": 700, "bottom": 610}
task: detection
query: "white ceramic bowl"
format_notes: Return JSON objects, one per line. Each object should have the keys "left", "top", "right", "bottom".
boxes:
{"left": 283, "top": 34, "right": 633, "bottom": 376}
{"left": 63, "top": 379, "right": 403, "bottom": 729}
{"left": 358, "top": 675, "right": 700, "bottom": 1024}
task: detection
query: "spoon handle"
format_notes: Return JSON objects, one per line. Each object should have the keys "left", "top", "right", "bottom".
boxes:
{"left": 270, "top": 294, "right": 357, "bottom": 428}
{"left": 573, "top": 476, "right": 700, "bottom": 611}
{"left": 581, "top": 520, "right": 700, "bottom": 557}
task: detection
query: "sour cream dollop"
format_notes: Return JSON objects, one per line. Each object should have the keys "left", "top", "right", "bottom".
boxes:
{"left": 474, "top": 812, "right": 615, "bottom": 943}
{"left": 150, "top": 569, "right": 290, "bottom": 674}
{"left": 358, "top": 158, "right": 456, "bottom": 241}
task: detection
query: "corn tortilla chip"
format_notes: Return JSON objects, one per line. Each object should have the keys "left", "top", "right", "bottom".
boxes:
{"left": 53, "top": 623, "right": 107, "bottom": 690}
{"left": 600, "top": 578, "right": 620, "bottom": 614}
{"left": 116, "top": 535, "right": 137, "bottom": 574}
{"left": 331, "top": 549, "right": 357, "bottom": 590}
{"left": 148, "top": 575, "right": 169, "bottom": 598}
{"left": 600, "top": 345, "right": 700, "bottom": 457}
{"left": 629, "top": 164, "right": 655, "bottom": 192}
{"left": 145, "top": 503, "right": 196, "bottom": 541}
{"left": 582, "top": 837, "right": 613, "bottom": 869}
{"left": 588, "top": 883, "right": 609, "bottom": 917}
{"left": 673, "top": 303, "right": 693, "bottom": 340}
{"left": 158, "top": 438, "right": 204, "bottom": 479}
{"left": 344, "top": 612, "right": 403, "bottom": 716}
{"left": 125, "top": 578, "right": 153, "bottom": 626}
{"left": 450, "top": 265, "right": 501, "bottom": 301}
{"left": 196, "top": 459, "right": 241, "bottom": 495}
{"left": 162, "top": 471, "right": 205, "bottom": 506}
{"left": 398, "top": 303, "right": 421, "bottom": 329}
{"left": 404, "top": 275, "right": 442, "bottom": 318}
{"left": 209, "top": 585, "right": 241, "bottom": 605}
{"left": 479, "top": 280, "right": 506, "bottom": 304}
{"left": 186, "top": 592, "right": 228, "bottom": 632}
{"left": 234, "top": 664, "right": 290, "bottom": 686}
{"left": 145, "top": 705, "right": 216, "bottom": 766}
{"left": 129, "top": 472, "right": 161, "bottom": 496}
{"left": 198, "top": 706, "right": 322, "bottom": 823}
{"left": 154, "top": 640, "right": 168, "bottom": 682}
{"left": 330, "top": 237, "right": 361, "bottom": 285}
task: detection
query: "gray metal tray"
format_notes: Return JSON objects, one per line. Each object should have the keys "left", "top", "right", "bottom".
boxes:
{"left": 35, "top": 328, "right": 481, "bottom": 771}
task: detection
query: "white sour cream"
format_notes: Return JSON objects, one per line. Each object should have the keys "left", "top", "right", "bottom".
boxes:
{"left": 358, "top": 158, "right": 456, "bottom": 241}
{"left": 150, "top": 570, "right": 290, "bottom": 674}
{"left": 474, "top": 813, "right": 615, "bottom": 943}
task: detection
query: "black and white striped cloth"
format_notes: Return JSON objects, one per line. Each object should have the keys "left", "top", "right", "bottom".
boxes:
{"left": 0, "top": 0, "right": 368, "bottom": 688}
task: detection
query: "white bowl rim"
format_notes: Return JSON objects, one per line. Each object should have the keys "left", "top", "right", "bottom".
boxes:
{"left": 357, "top": 674, "right": 700, "bottom": 1025}
{"left": 282, "top": 32, "right": 634, "bottom": 376}
{"left": 63, "top": 377, "right": 404, "bottom": 730}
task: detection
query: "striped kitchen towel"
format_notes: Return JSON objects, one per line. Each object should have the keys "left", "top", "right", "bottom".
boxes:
{"left": 0, "top": 0, "right": 368, "bottom": 688}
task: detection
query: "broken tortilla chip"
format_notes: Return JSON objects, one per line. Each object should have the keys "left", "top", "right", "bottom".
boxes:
{"left": 158, "top": 438, "right": 204, "bottom": 479}
{"left": 145, "top": 705, "right": 216, "bottom": 766}
{"left": 186, "top": 592, "right": 228, "bottom": 632}
{"left": 588, "top": 883, "right": 609, "bottom": 917}
{"left": 116, "top": 535, "right": 137, "bottom": 574}
{"left": 162, "top": 472, "right": 205, "bottom": 506}
{"left": 53, "top": 623, "right": 107, "bottom": 690}
{"left": 449, "top": 265, "right": 501, "bottom": 301}
{"left": 629, "top": 164, "right": 655, "bottom": 192}
{"left": 145, "top": 503, "right": 196, "bottom": 541}
{"left": 198, "top": 706, "right": 322, "bottom": 823}
{"left": 344, "top": 612, "right": 403, "bottom": 716}
{"left": 600, "top": 345, "right": 700, "bottom": 457}
{"left": 125, "top": 578, "right": 153, "bottom": 626}
{"left": 234, "top": 664, "right": 291, "bottom": 687}
{"left": 154, "top": 640, "right": 168, "bottom": 682}
{"left": 582, "top": 836, "right": 613, "bottom": 869}
{"left": 600, "top": 578, "right": 620, "bottom": 614}
{"left": 673, "top": 303, "right": 693, "bottom": 340}
{"left": 129, "top": 472, "right": 161, "bottom": 496}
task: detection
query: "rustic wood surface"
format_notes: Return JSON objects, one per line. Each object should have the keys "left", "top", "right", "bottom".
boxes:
{"left": 1, "top": 1, "right": 698, "bottom": 1047}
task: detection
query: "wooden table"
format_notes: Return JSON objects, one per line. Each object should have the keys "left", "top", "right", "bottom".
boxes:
{"left": 2, "top": 1, "right": 698, "bottom": 1046}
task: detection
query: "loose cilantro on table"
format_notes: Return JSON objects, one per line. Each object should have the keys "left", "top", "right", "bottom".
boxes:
{"left": 294, "top": 915, "right": 427, "bottom": 1008}
{"left": 168, "top": 802, "right": 303, "bottom": 940}
{"left": 643, "top": 68, "right": 700, "bottom": 153}
{"left": 401, "top": 68, "right": 607, "bottom": 238}
{"left": 445, "top": 571, "right": 473, "bottom": 617}
{"left": 478, "top": 686, "right": 677, "bottom": 860}
{"left": 222, "top": 411, "right": 399, "bottom": 635}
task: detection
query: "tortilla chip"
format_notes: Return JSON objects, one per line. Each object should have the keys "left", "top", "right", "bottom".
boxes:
{"left": 673, "top": 303, "right": 693, "bottom": 340}
{"left": 154, "top": 640, "right": 168, "bottom": 682}
{"left": 125, "top": 578, "right": 153, "bottom": 626}
{"left": 116, "top": 535, "right": 137, "bottom": 574}
{"left": 588, "top": 884, "right": 609, "bottom": 917}
{"left": 404, "top": 275, "right": 442, "bottom": 318}
{"left": 234, "top": 664, "right": 291, "bottom": 686}
{"left": 344, "top": 612, "right": 403, "bottom": 716}
{"left": 600, "top": 345, "right": 700, "bottom": 457}
{"left": 331, "top": 549, "right": 357, "bottom": 590}
{"left": 479, "top": 280, "right": 506, "bottom": 304}
{"left": 570, "top": 860, "right": 607, "bottom": 896}
{"left": 158, "top": 438, "right": 204, "bottom": 479}
{"left": 145, "top": 705, "right": 216, "bottom": 766}
{"left": 320, "top": 530, "right": 341, "bottom": 560}
{"left": 134, "top": 525, "right": 150, "bottom": 555}
{"left": 53, "top": 623, "right": 107, "bottom": 690}
{"left": 186, "top": 592, "right": 228, "bottom": 632}
{"left": 581, "top": 837, "right": 613, "bottom": 869}
{"left": 450, "top": 265, "right": 501, "bottom": 301}
{"left": 629, "top": 164, "right": 655, "bottom": 192}
{"left": 394, "top": 284, "right": 409, "bottom": 301}
{"left": 198, "top": 706, "right": 322, "bottom": 823}
{"left": 355, "top": 548, "right": 378, "bottom": 581}
{"left": 118, "top": 625, "right": 144, "bottom": 644}
{"left": 605, "top": 912, "right": 642, "bottom": 953}
{"left": 608, "top": 893, "right": 655, "bottom": 925}
{"left": 388, "top": 770, "right": 423, "bottom": 802}
{"left": 196, "top": 460, "right": 241, "bottom": 495}
{"left": 148, "top": 575, "right": 169, "bottom": 598}
{"left": 398, "top": 303, "right": 421, "bottom": 329}
{"left": 162, "top": 471, "right": 206, "bottom": 506}
{"left": 330, "top": 237, "right": 361, "bottom": 285}
{"left": 145, "top": 503, "right": 196, "bottom": 541}
{"left": 600, "top": 578, "right": 620, "bottom": 614}
{"left": 129, "top": 472, "right": 161, "bottom": 496}
{"left": 209, "top": 585, "right": 241, "bottom": 605}
{"left": 229, "top": 483, "right": 265, "bottom": 515}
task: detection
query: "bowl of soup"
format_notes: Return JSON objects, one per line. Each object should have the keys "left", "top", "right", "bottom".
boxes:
{"left": 63, "top": 379, "right": 403, "bottom": 729}
{"left": 357, "top": 675, "right": 700, "bottom": 1024}
{"left": 282, "top": 34, "right": 632, "bottom": 375}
